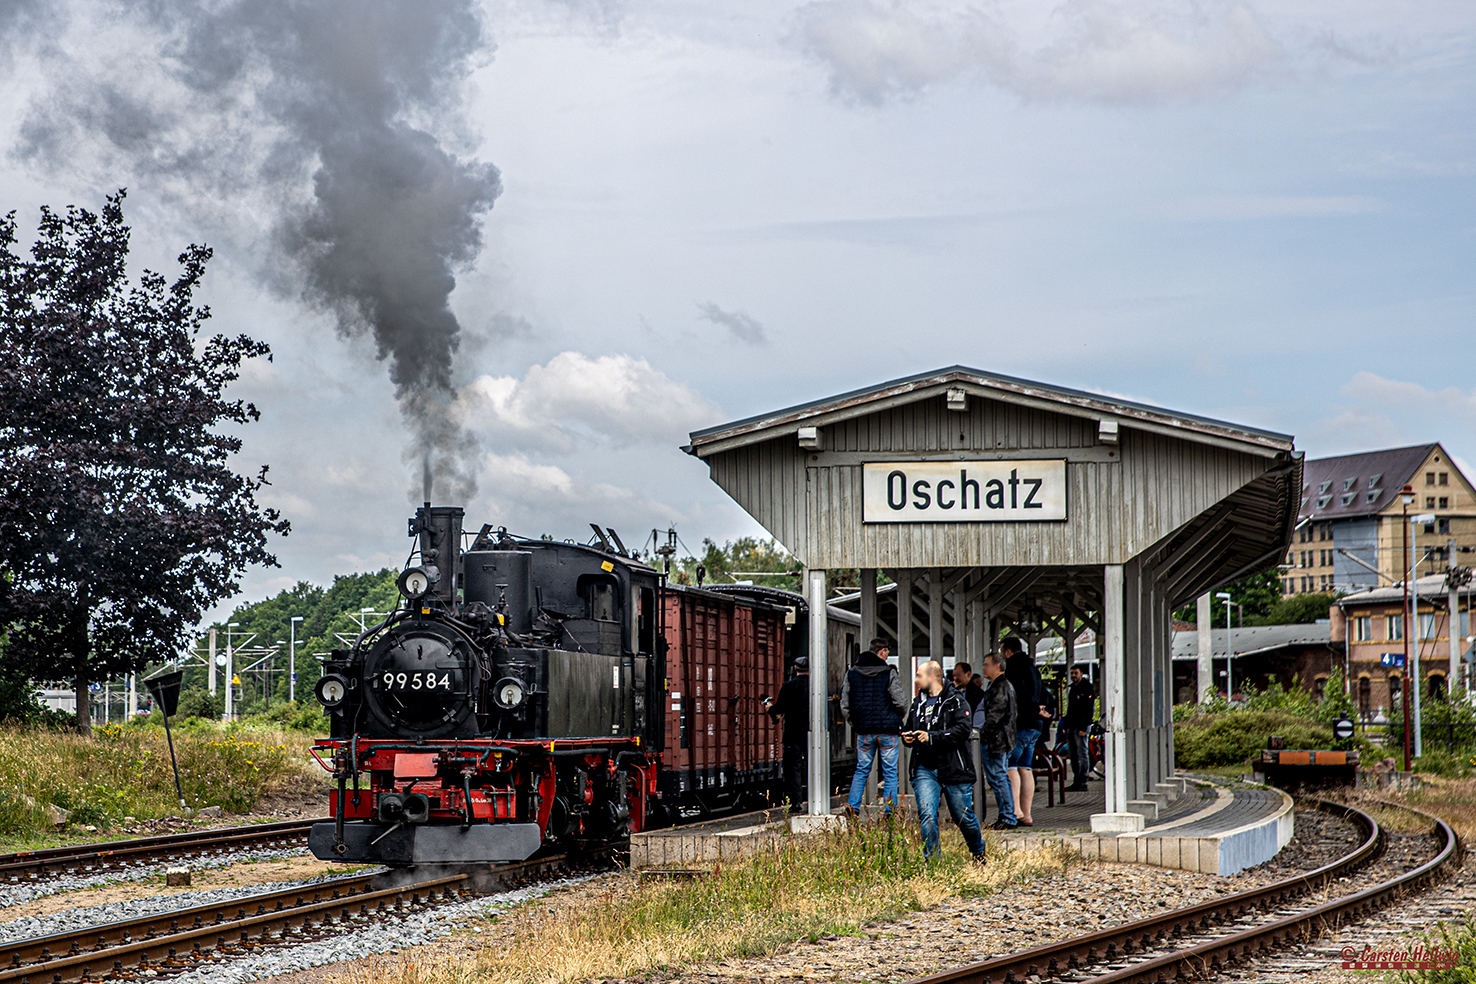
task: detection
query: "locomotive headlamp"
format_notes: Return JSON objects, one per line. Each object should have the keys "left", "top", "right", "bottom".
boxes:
{"left": 396, "top": 566, "right": 433, "bottom": 601}
{"left": 316, "top": 673, "right": 349, "bottom": 709}
{"left": 492, "top": 677, "right": 526, "bottom": 710}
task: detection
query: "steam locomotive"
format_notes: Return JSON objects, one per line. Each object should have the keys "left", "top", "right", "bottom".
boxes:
{"left": 307, "top": 505, "right": 857, "bottom": 866}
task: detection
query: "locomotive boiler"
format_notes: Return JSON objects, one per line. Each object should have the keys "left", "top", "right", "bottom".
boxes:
{"left": 307, "top": 504, "right": 856, "bottom": 867}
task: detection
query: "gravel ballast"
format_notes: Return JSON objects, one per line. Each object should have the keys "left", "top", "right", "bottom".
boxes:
{"left": 0, "top": 846, "right": 315, "bottom": 909}
{"left": 165, "top": 878, "right": 589, "bottom": 984}
{"left": 0, "top": 868, "right": 365, "bottom": 945}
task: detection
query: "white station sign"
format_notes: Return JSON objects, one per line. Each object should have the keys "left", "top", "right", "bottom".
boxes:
{"left": 862, "top": 460, "right": 1067, "bottom": 523}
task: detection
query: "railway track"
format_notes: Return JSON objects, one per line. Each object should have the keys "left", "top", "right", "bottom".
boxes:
{"left": 0, "top": 819, "right": 326, "bottom": 884}
{"left": 908, "top": 798, "right": 1461, "bottom": 984}
{"left": 0, "top": 849, "right": 607, "bottom": 982}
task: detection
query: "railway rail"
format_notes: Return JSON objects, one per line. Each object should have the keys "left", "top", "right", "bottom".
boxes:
{"left": 0, "top": 849, "right": 604, "bottom": 982}
{"left": 0, "top": 819, "right": 326, "bottom": 884}
{"left": 909, "top": 799, "right": 1461, "bottom": 984}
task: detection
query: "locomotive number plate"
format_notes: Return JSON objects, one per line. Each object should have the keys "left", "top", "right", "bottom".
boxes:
{"left": 379, "top": 671, "right": 454, "bottom": 691}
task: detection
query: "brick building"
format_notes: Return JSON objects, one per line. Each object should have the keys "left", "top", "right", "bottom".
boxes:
{"left": 1332, "top": 576, "right": 1476, "bottom": 715}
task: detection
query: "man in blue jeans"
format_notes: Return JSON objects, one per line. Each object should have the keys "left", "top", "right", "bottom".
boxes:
{"left": 974, "top": 651, "right": 1017, "bottom": 828}
{"left": 1003, "top": 637, "right": 1045, "bottom": 828}
{"left": 902, "top": 660, "right": 986, "bottom": 863}
{"left": 841, "top": 638, "right": 909, "bottom": 816}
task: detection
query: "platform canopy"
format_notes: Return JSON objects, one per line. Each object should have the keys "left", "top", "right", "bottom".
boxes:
{"left": 685, "top": 366, "right": 1301, "bottom": 824}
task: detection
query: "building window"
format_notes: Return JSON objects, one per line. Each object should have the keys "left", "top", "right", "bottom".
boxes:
{"left": 1439, "top": 472, "right": 1449, "bottom": 486}
{"left": 1354, "top": 615, "right": 1372, "bottom": 641}
{"left": 1314, "top": 676, "right": 1328, "bottom": 701}
{"left": 1387, "top": 614, "right": 1403, "bottom": 641}
{"left": 1420, "top": 612, "right": 1437, "bottom": 638}
{"left": 1390, "top": 675, "right": 1403, "bottom": 711}
{"left": 1439, "top": 518, "right": 1451, "bottom": 534}
{"left": 1439, "top": 497, "right": 1449, "bottom": 509}
{"left": 1358, "top": 676, "right": 1371, "bottom": 714}
{"left": 1429, "top": 674, "right": 1447, "bottom": 700}
{"left": 1426, "top": 497, "right": 1436, "bottom": 509}
{"left": 1427, "top": 472, "right": 1437, "bottom": 486}
{"left": 1320, "top": 574, "right": 1330, "bottom": 591}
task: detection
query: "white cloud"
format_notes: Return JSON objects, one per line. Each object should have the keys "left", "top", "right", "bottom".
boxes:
{"left": 1306, "top": 373, "right": 1476, "bottom": 464}
{"left": 1168, "top": 195, "right": 1385, "bottom": 221}
{"left": 458, "top": 351, "right": 724, "bottom": 450}
{"left": 794, "top": 0, "right": 1284, "bottom": 105}
{"left": 1339, "top": 372, "right": 1476, "bottom": 427}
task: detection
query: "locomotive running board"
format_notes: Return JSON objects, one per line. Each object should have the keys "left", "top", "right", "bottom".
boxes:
{"left": 308, "top": 822, "right": 542, "bottom": 865}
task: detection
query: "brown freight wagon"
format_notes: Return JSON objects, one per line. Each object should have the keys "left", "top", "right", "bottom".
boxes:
{"left": 656, "top": 583, "right": 859, "bottom": 817}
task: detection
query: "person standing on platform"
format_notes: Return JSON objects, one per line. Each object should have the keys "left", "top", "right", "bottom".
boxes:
{"left": 763, "top": 657, "right": 810, "bottom": 813}
{"left": 1002, "top": 637, "right": 1044, "bottom": 827}
{"left": 976, "top": 651, "right": 1017, "bottom": 829}
{"left": 952, "top": 662, "right": 985, "bottom": 713}
{"left": 902, "top": 660, "right": 986, "bottom": 863}
{"left": 1063, "top": 664, "right": 1096, "bottom": 791}
{"left": 842, "top": 639, "right": 908, "bottom": 817}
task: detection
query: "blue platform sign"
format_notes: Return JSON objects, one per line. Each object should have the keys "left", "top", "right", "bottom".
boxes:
{"left": 1380, "top": 652, "right": 1406, "bottom": 668}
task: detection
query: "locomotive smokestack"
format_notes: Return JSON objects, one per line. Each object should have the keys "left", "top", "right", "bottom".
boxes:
{"left": 415, "top": 504, "right": 465, "bottom": 610}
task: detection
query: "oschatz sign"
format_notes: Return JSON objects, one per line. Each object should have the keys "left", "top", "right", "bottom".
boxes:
{"left": 862, "top": 461, "right": 1067, "bottom": 523}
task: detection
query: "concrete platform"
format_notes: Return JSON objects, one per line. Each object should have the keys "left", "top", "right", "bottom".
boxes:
{"left": 997, "top": 776, "right": 1294, "bottom": 876}
{"left": 630, "top": 807, "right": 787, "bottom": 868}
{"left": 631, "top": 796, "right": 849, "bottom": 868}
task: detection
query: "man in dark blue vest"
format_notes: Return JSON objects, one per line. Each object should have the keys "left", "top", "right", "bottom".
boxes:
{"left": 841, "top": 638, "right": 909, "bottom": 816}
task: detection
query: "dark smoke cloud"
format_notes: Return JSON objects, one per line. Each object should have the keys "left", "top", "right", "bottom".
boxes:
{"left": 696, "top": 300, "right": 768, "bottom": 345}
{"left": 11, "top": 0, "right": 502, "bottom": 503}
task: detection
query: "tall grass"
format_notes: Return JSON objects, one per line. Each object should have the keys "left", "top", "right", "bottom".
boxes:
{"left": 362, "top": 821, "right": 1083, "bottom": 984}
{"left": 0, "top": 721, "right": 318, "bottom": 835}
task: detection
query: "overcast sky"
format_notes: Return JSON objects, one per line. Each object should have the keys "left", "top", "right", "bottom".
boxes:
{"left": 1, "top": 0, "right": 1473, "bottom": 613}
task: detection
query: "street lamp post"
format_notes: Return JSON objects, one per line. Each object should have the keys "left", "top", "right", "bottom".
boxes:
{"left": 225, "top": 622, "right": 239, "bottom": 723}
{"left": 1400, "top": 485, "right": 1414, "bottom": 771}
{"left": 1410, "top": 511, "right": 1436, "bottom": 758}
{"left": 289, "top": 616, "right": 303, "bottom": 704}
{"left": 1216, "top": 591, "right": 1233, "bottom": 700}
{"left": 271, "top": 641, "right": 286, "bottom": 711}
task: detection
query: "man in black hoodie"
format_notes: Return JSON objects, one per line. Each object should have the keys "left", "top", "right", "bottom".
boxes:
{"left": 902, "top": 660, "right": 986, "bottom": 862}
{"left": 764, "top": 657, "right": 810, "bottom": 813}
{"left": 842, "top": 638, "right": 909, "bottom": 815}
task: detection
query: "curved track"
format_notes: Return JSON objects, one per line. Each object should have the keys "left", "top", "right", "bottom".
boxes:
{"left": 0, "top": 849, "right": 605, "bottom": 982}
{"left": 908, "top": 799, "right": 1461, "bottom": 984}
{"left": 0, "top": 819, "right": 325, "bottom": 883}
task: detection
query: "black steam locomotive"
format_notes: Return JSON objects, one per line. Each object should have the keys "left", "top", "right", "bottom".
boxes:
{"left": 307, "top": 504, "right": 849, "bottom": 867}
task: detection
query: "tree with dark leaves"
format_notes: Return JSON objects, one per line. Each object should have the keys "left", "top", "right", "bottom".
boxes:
{"left": 0, "top": 191, "right": 289, "bottom": 732}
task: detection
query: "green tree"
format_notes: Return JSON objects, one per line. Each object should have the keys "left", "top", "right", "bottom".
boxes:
{"left": 1174, "top": 570, "right": 1285, "bottom": 626}
{"left": 1254, "top": 592, "right": 1335, "bottom": 626}
{"left": 0, "top": 192, "right": 288, "bottom": 733}
{"left": 672, "top": 537, "right": 799, "bottom": 590}
{"left": 193, "top": 569, "right": 399, "bottom": 716}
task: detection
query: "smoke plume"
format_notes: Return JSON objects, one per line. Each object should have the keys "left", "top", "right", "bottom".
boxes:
{"left": 9, "top": 0, "right": 501, "bottom": 502}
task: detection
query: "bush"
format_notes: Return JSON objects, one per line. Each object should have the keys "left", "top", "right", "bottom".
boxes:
{"left": 244, "top": 701, "right": 327, "bottom": 734}
{"left": 176, "top": 685, "right": 223, "bottom": 722}
{"left": 1175, "top": 711, "right": 1338, "bottom": 769}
